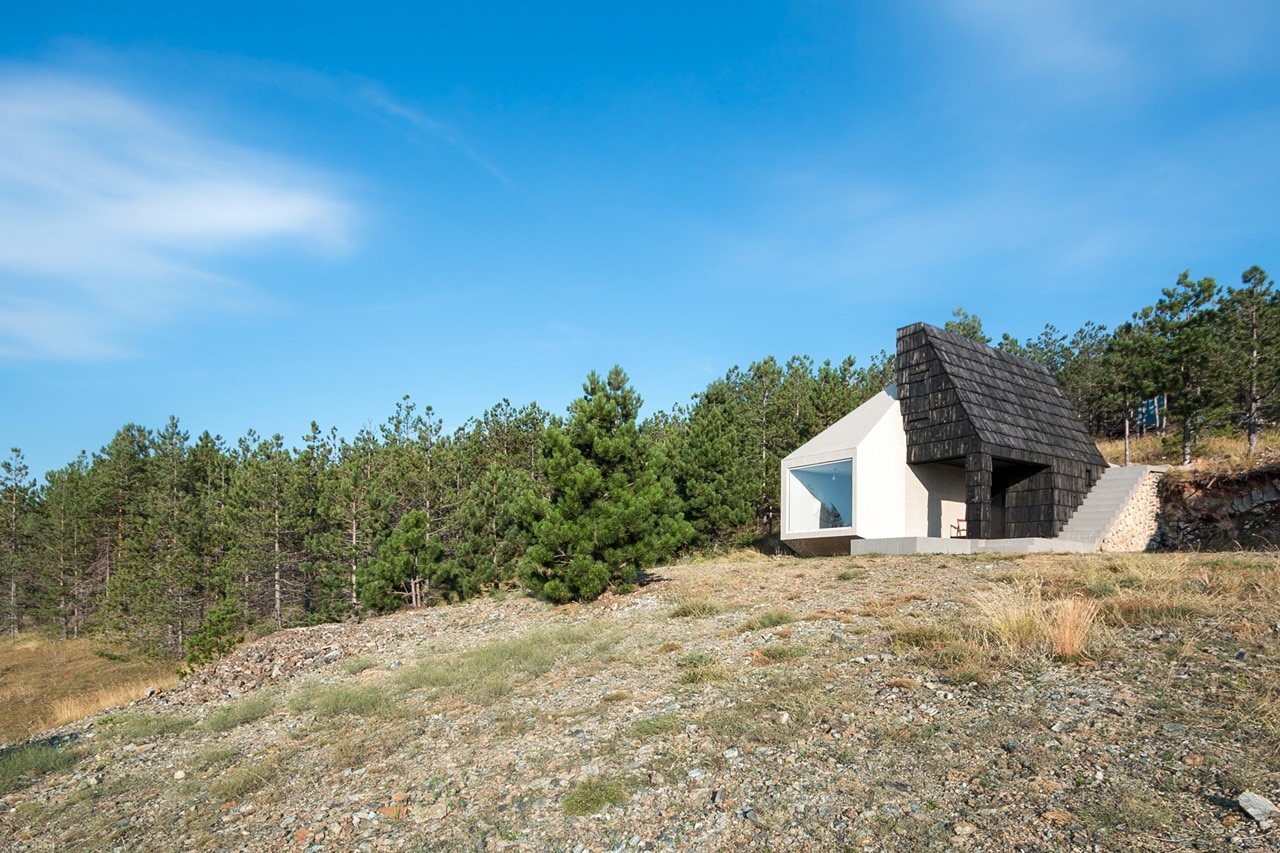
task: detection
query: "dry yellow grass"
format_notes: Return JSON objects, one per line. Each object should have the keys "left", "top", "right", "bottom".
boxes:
{"left": 44, "top": 680, "right": 178, "bottom": 729}
{"left": 0, "top": 634, "right": 177, "bottom": 743}
{"left": 973, "top": 583, "right": 1044, "bottom": 653}
{"left": 1096, "top": 426, "right": 1280, "bottom": 470}
{"left": 972, "top": 582, "right": 1102, "bottom": 662}
{"left": 1044, "top": 598, "right": 1100, "bottom": 661}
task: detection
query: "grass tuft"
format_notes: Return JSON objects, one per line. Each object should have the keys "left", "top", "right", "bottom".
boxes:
{"left": 676, "top": 651, "right": 724, "bottom": 684}
{"left": 205, "top": 695, "right": 275, "bottom": 733}
{"left": 562, "top": 777, "right": 629, "bottom": 816}
{"left": 740, "top": 610, "right": 798, "bottom": 632}
{"left": 631, "top": 712, "right": 682, "bottom": 737}
{"left": 758, "top": 644, "right": 806, "bottom": 662}
{"left": 974, "top": 584, "right": 1044, "bottom": 652}
{"left": 892, "top": 625, "right": 954, "bottom": 649}
{"left": 0, "top": 743, "right": 80, "bottom": 796}
{"left": 289, "top": 684, "right": 388, "bottom": 718}
{"left": 209, "top": 759, "right": 276, "bottom": 801}
{"left": 668, "top": 597, "right": 724, "bottom": 619}
{"left": 1045, "top": 598, "right": 1100, "bottom": 661}
{"left": 398, "top": 625, "right": 604, "bottom": 703}
{"left": 340, "top": 657, "right": 377, "bottom": 675}
{"left": 102, "top": 712, "right": 195, "bottom": 742}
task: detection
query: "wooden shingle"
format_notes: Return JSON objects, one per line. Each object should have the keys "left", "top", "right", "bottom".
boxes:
{"left": 896, "top": 323, "right": 1106, "bottom": 538}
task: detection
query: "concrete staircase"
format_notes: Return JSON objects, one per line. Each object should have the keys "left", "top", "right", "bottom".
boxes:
{"left": 1058, "top": 464, "right": 1163, "bottom": 548}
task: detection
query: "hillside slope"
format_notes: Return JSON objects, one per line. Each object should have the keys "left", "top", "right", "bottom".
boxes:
{"left": 2, "top": 551, "right": 1279, "bottom": 851}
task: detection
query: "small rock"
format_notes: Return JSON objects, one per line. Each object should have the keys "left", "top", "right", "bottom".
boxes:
{"left": 1238, "top": 791, "right": 1279, "bottom": 828}
{"left": 173, "top": 770, "right": 186, "bottom": 781}
{"left": 778, "top": 712, "right": 791, "bottom": 726}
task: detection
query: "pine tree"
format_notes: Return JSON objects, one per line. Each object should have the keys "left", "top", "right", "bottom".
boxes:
{"left": 1221, "top": 266, "right": 1279, "bottom": 455}
{"left": 449, "top": 460, "right": 535, "bottom": 591}
{"left": 227, "top": 432, "right": 301, "bottom": 632}
{"left": 1148, "top": 272, "right": 1226, "bottom": 464}
{"left": 358, "top": 509, "right": 446, "bottom": 611}
{"left": 675, "top": 379, "right": 757, "bottom": 545}
{"left": 310, "top": 430, "right": 391, "bottom": 619}
{"left": 1, "top": 448, "right": 35, "bottom": 639}
{"left": 520, "top": 367, "right": 692, "bottom": 603}
{"left": 446, "top": 400, "right": 547, "bottom": 591}
{"left": 945, "top": 307, "right": 991, "bottom": 344}
{"left": 37, "top": 454, "right": 96, "bottom": 638}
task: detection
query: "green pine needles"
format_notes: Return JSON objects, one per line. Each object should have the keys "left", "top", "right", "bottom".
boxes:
{"left": 520, "top": 367, "right": 693, "bottom": 603}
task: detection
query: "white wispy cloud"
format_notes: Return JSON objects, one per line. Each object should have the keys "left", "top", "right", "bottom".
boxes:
{"left": 940, "top": 0, "right": 1280, "bottom": 101}
{"left": 0, "top": 71, "right": 352, "bottom": 359}
{"left": 360, "top": 85, "right": 513, "bottom": 188}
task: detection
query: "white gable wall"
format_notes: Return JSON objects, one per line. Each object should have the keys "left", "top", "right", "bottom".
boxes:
{"left": 849, "top": 396, "right": 909, "bottom": 537}
{"left": 782, "top": 390, "right": 917, "bottom": 551}
{"left": 781, "top": 388, "right": 975, "bottom": 553}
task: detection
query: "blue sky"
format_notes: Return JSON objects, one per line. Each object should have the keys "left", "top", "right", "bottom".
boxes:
{"left": 3, "top": 2, "right": 1278, "bottom": 478}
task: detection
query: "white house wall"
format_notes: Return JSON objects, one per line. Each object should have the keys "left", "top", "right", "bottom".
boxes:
{"left": 907, "top": 463, "right": 967, "bottom": 537}
{"left": 850, "top": 397, "right": 909, "bottom": 537}
{"left": 782, "top": 390, "right": 909, "bottom": 548}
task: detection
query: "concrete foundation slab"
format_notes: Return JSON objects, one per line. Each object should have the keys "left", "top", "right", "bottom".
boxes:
{"left": 849, "top": 536, "right": 1097, "bottom": 556}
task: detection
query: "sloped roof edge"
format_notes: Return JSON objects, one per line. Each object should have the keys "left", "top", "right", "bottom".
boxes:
{"left": 782, "top": 388, "right": 898, "bottom": 465}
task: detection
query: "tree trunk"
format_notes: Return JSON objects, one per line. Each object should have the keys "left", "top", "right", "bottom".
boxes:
{"left": 273, "top": 506, "right": 283, "bottom": 630}
{"left": 1123, "top": 408, "right": 1131, "bottom": 466}
{"left": 349, "top": 512, "right": 359, "bottom": 607}
{"left": 1248, "top": 320, "right": 1260, "bottom": 456}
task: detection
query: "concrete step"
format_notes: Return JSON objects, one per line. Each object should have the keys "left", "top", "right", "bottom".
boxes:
{"left": 1058, "top": 464, "right": 1165, "bottom": 547}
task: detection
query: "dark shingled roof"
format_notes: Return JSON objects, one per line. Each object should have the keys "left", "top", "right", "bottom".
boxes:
{"left": 896, "top": 322, "right": 1107, "bottom": 539}
{"left": 896, "top": 323, "right": 1105, "bottom": 468}
{"left": 922, "top": 326, "right": 1104, "bottom": 465}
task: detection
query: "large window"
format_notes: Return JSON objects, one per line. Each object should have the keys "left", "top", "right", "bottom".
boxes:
{"left": 787, "top": 459, "right": 853, "bottom": 533}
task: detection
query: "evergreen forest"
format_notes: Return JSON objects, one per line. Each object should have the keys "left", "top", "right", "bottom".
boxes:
{"left": 2, "top": 266, "right": 1276, "bottom": 664}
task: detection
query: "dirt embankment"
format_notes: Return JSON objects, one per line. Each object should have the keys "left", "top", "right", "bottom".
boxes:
{"left": 1157, "top": 465, "right": 1280, "bottom": 550}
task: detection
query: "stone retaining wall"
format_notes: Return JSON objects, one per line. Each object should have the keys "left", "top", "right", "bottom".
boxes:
{"left": 1099, "top": 470, "right": 1163, "bottom": 552}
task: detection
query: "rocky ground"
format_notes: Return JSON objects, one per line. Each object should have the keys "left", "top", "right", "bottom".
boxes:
{"left": 2, "top": 550, "right": 1279, "bottom": 851}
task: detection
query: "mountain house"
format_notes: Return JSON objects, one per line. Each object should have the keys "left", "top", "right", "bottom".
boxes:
{"left": 781, "top": 322, "right": 1160, "bottom": 556}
